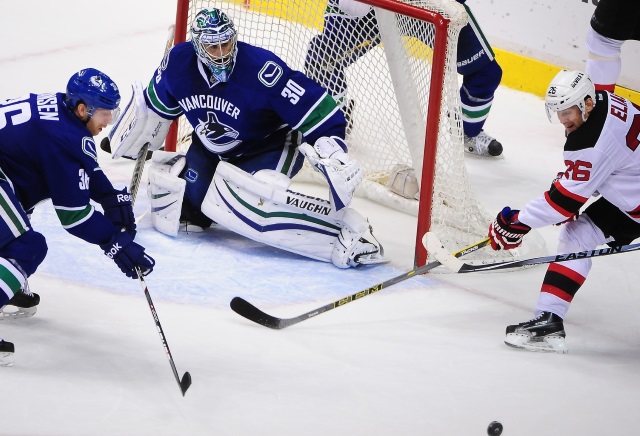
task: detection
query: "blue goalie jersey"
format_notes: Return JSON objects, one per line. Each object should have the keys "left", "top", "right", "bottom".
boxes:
{"left": 145, "top": 41, "right": 346, "bottom": 158}
{"left": 0, "top": 92, "right": 117, "bottom": 245}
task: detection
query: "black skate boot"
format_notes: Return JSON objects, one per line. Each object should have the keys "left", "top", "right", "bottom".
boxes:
{"left": 0, "top": 340, "right": 15, "bottom": 366}
{"left": 1, "top": 289, "right": 40, "bottom": 320}
{"left": 504, "top": 311, "right": 568, "bottom": 353}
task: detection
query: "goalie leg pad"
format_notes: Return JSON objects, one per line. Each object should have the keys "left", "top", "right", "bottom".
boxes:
{"left": 201, "top": 162, "right": 387, "bottom": 268}
{"left": 147, "top": 151, "right": 187, "bottom": 236}
{"left": 331, "top": 208, "right": 387, "bottom": 268}
{"left": 202, "top": 162, "right": 349, "bottom": 262}
{"left": 109, "top": 81, "right": 172, "bottom": 159}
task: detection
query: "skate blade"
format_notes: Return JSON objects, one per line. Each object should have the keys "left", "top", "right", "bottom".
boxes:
{"left": 0, "top": 352, "right": 15, "bottom": 367}
{"left": 356, "top": 256, "right": 390, "bottom": 266}
{"left": 0, "top": 305, "right": 37, "bottom": 320}
{"left": 504, "top": 333, "right": 568, "bottom": 354}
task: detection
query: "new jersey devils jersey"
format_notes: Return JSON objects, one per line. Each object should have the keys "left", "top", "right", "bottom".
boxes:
{"left": 519, "top": 91, "right": 640, "bottom": 228}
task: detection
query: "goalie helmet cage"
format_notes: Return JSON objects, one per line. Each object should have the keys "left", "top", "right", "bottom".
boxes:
{"left": 166, "top": 0, "right": 546, "bottom": 267}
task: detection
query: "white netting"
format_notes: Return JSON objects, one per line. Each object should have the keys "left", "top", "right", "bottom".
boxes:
{"left": 169, "top": 0, "right": 546, "bottom": 264}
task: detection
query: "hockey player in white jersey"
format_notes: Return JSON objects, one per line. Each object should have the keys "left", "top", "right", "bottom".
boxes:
{"left": 109, "top": 8, "right": 386, "bottom": 269}
{"left": 486, "top": 70, "right": 640, "bottom": 353}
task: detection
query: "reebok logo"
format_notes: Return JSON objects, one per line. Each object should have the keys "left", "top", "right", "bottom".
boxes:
{"left": 105, "top": 243, "right": 122, "bottom": 259}
{"left": 117, "top": 193, "right": 132, "bottom": 203}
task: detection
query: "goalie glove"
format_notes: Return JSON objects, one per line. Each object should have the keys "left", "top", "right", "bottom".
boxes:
{"left": 488, "top": 207, "right": 531, "bottom": 251}
{"left": 299, "top": 136, "right": 363, "bottom": 210}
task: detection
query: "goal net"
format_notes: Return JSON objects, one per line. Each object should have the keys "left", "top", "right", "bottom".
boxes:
{"left": 167, "top": 0, "right": 546, "bottom": 267}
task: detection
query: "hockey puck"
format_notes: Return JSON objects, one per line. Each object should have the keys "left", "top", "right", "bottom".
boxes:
{"left": 487, "top": 421, "right": 503, "bottom": 435}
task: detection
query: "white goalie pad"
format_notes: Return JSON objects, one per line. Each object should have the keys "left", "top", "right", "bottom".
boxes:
{"left": 200, "top": 162, "right": 386, "bottom": 267}
{"left": 108, "top": 81, "right": 172, "bottom": 159}
{"left": 147, "top": 151, "right": 187, "bottom": 236}
{"left": 202, "top": 162, "right": 346, "bottom": 262}
{"left": 298, "top": 137, "right": 364, "bottom": 210}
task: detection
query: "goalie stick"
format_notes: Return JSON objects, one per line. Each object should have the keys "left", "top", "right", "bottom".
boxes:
{"left": 230, "top": 237, "right": 491, "bottom": 329}
{"left": 128, "top": 144, "right": 192, "bottom": 397}
{"left": 425, "top": 232, "right": 640, "bottom": 273}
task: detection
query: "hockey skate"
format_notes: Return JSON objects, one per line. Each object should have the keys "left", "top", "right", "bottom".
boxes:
{"left": 0, "top": 289, "right": 40, "bottom": 320}
{"left": 464, "top": 131, "right": 503, "bottom": 157}
{"left": 0, "top": 340, "right": 15, "bottom": 367}
{"left": 504, "top": 311, "right": 568, "bottom": 354}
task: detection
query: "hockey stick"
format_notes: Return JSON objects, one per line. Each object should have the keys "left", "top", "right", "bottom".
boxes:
{"left": 135, "top": 269, "right": 192, "bottom": 396}
{"left": 127, "top": 144, "right": 192, "bottom": 396}
{"left": 425, "top": 232, "right": 640, "bottom": 273}
{"left": 230, "top": 237, "right": 491, "bottom": 329}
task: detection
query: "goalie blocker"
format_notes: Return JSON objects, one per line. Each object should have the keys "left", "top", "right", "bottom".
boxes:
{"left": 147, "top": 154, "right": 387, "bottom": 268}
{"left": 107, "top": 81, "right": 172, "bottom": 160}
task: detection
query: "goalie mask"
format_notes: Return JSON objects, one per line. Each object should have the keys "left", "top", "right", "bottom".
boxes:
{"left": 191, "top": 8, "right": 238, "bottom": 83}
{"left": 545, "top": 70, "right": 595, "bottom": 123}
{"left": 65, "top": 68, "right": 121, "bottom": 121}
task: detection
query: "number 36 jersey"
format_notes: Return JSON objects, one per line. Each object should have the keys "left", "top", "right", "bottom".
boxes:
{"left": 0, "top": 92, "right": 117, "bottom": 244}
{"left": 519, "top": 91, "right": 640, "bottom": 228}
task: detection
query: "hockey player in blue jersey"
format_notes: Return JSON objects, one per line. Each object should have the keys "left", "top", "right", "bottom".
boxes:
{"left": 305, "top": 0, "right": 503, "bottom": 157}
{"left": 0, "top": 69, "right": 155, "bottom": 366}
{"left": 109, "top": 8, "right": 386, "bottom": 269}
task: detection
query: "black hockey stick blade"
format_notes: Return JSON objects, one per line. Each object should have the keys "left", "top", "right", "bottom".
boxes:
{"left": 179, "top": 372, "right": 192, "bottom": 396}
{"left": 426, "top": 232, "right": 640, "bottom": 273}
{"left": 230, "top": 236, "right": 490, "bottom": 329}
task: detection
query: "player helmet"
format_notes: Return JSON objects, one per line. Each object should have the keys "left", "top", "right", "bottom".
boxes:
{"left": 191, "top": 8, "right": 238, "bottom": 83}
{"left": 545, "top": 70, "right": 596, "bottom": 123}
{"left": 65, "top": 68, "right": 121, "bottom": 118}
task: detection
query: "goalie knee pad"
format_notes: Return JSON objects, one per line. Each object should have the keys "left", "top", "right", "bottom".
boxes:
{"left": 331, "top": 209, "right": 386, "bottom": 268}
{"left": 147, "top": 151, "right": 187, "bottom": 236}
{"left": 388, "top": 164, "right": 419, "bottom": 200}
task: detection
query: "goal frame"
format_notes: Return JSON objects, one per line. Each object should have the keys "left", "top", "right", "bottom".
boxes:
{"left": 167, "top": 0, "right": 453, "bottom": 267}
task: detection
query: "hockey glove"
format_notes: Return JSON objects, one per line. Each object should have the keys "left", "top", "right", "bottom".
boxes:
{"left": 101, "top": 188, "right": 136, "bottom": 236}
{"left": 488, "top": 207, "right": 531, "bottom": 251}
{"left": 299, "top": 137, "right": 363, "bottom": 210}
{"left": 100, "top": 231, "right": 155, "bottom": 279}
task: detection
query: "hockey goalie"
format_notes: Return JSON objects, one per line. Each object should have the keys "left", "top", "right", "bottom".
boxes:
{"left": 107, "top": 8, "right": 387, "bottom": 269}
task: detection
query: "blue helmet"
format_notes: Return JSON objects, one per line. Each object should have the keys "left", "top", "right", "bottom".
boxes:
{"left": 65, "top": 68, "right": 121, "bottom": 116}
{"left": 191, "top": 9, "right": 238, "bottom": 83}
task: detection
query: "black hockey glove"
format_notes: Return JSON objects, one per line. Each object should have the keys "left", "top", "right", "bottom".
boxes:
{"left": 101, "top": 188, "right": 136, "bottom": 236}
{"left": 488, "top": 207, "right": 531, "bottom": 251}
{"left": 100, "top": 231, "right": 155, "bottom": 279}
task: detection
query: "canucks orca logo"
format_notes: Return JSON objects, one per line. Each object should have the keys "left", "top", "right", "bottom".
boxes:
{"left": 195, "top": 111, "right": 241, "bottom": 153}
